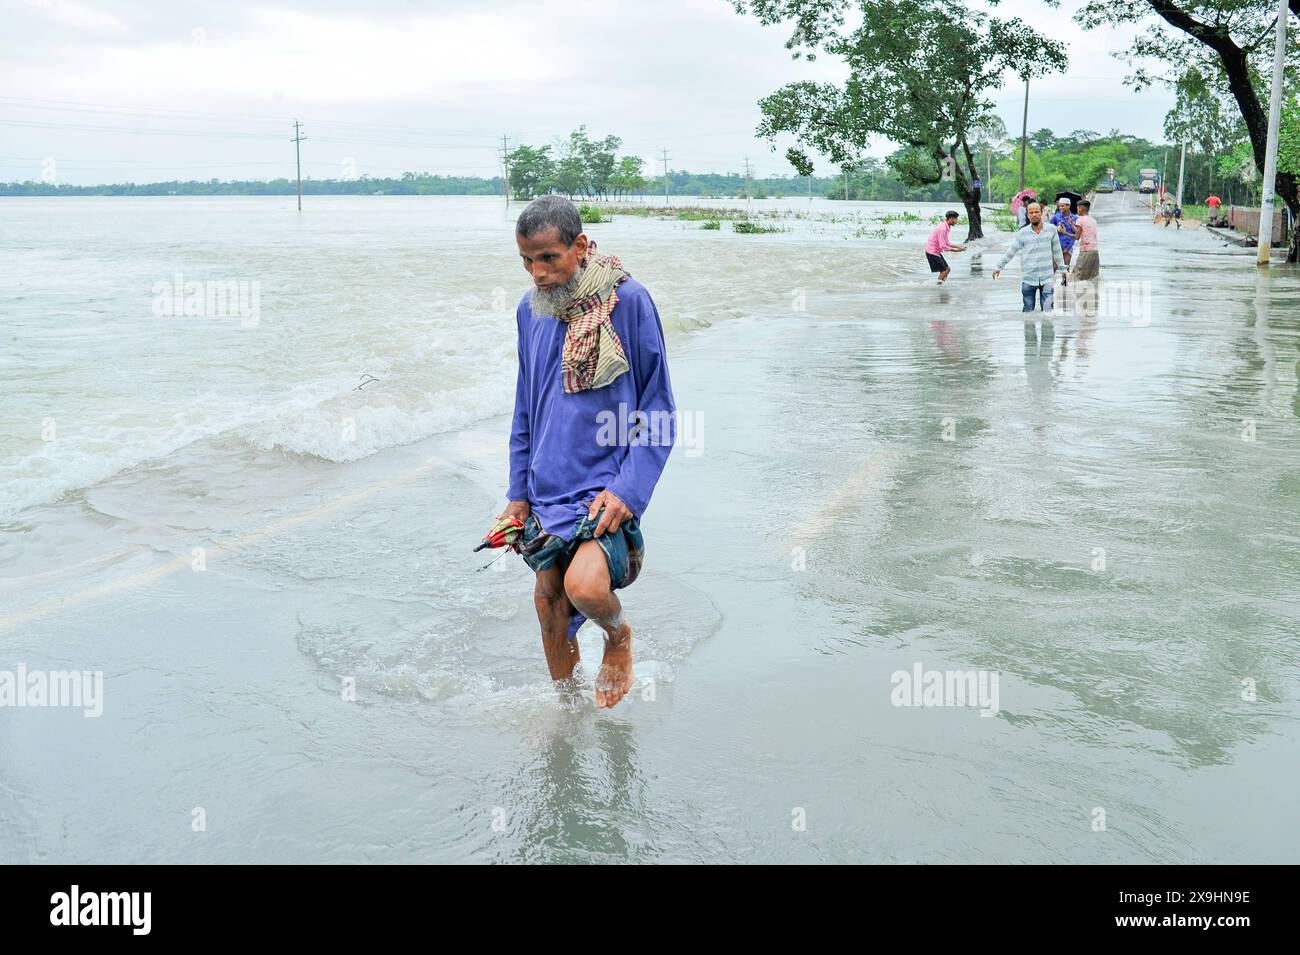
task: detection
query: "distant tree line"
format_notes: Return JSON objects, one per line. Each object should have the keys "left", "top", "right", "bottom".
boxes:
{"left": 7, "top": 126, "right": 1266, "bottom": 205}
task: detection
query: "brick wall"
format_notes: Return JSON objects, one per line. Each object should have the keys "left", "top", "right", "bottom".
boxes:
{"left": 1224, "top": 205, "right": 1290, "bottom": 243}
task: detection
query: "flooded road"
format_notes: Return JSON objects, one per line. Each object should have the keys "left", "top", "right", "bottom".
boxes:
{"left": 2, "top": 191, "right": 1298, "bottom": 862}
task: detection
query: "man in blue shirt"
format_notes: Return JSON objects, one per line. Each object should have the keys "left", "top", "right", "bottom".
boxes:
{"left": 502, "top": 195, "right": 676, "bottom": 708}
{"left": 1048, "top": 198, "right": 1078, "bottom": 275}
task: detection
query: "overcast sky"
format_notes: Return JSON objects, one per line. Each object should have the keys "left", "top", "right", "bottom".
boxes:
{"left": 0, "top": 0, "right": 1175, "bottom": 185}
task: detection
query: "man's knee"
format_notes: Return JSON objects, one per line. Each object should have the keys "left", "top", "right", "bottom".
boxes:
{"left": 564, "top": 551, "right": 613, "bottom": 609}
{"left": 534, "top": 569, "right": 566, "bottom": 607}
{"left": 563, "top": 573, "right": 605, "bottom": 611}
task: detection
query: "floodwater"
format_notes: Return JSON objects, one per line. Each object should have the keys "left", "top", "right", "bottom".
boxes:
{"left": 1, "top": 191, "right": 1298, "bottom": 863}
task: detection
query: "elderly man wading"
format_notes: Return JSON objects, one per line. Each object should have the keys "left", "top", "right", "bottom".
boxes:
{"left": 500, "top": 195, "right": 676, "bottom": 708}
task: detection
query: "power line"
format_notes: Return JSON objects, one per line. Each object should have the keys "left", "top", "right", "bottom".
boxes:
{"left": 0, "top": 96, "right": 494, "bottom": 138}
{"left": 0, "top": 117, "right": 499, "bottom": 151}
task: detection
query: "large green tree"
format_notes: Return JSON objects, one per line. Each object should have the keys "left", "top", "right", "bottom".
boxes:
{"left": 506, "top": 144, "right": 554, "bottom": 200}
{"left": 1077, "top": 0, "right": 1300, "bottom": 261}
{"left": 733, "top": 0, "right": 1066, "bottom": 239}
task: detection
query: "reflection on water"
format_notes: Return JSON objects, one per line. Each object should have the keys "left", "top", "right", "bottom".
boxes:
{"left": 499, "top": 718, "right": 649, "bottom": 864}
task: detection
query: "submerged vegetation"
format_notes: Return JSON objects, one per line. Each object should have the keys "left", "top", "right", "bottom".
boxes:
{"left": 732, "top": 219, "right": 785, "bottom": 234}
{"left": 577, "top": 203, "right": 611, "bottom": 223}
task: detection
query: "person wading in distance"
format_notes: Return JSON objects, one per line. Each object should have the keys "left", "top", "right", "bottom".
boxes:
{"left": 502, "top": 195, "right": 676, "bottom": 709}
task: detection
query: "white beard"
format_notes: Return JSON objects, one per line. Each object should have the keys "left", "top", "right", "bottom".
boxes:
{"left": 529, "top": 265, "right": 585, "bottom": 318}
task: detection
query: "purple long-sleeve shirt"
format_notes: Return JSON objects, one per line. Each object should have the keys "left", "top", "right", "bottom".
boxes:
{"left": 507, "top": 278, "right": 676, "bottom": 540}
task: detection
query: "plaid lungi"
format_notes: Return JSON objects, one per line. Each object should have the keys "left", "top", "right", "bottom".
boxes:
{"left": 519, "top": 509, "right": 645, "bottom": 640}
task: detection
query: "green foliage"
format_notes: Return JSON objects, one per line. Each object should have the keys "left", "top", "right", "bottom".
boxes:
{"left": 888, "top": 146, "right": 942, "bottom": 187}
{"left": 786, "top": 147, "right": 815, "bottom": 177}
{"left": 1280, "top": 98, "right": 1300, "bottom": 176}
{"left": 506, "top": 127, "right": 647, "bottom": 200}
{"left": 577, "top": 203, "right": 610, "bottom": 223}
{"left": 852, "top": 225, "right": 903, "bottom": 239}
{"left": 735, "top": 0, "right": 1069, "bottom": 236}
{"left": 984, "top": 207, "right": 1017, "bottom": 232}
{"left": 732, "top": 219, "right": 783, "bottom": 233}
{"left": 700, "top": 220, "right": 722, "bottom": 229}
{"left": 506, "top": 145, "right": 553, "bottom": 201}
{"left": 989, "top": 131, "right": 1169, "bottom": 200}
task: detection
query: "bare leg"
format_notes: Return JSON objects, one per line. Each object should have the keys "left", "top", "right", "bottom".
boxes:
{"left": 534, "top": 565, "right": 580, "bottom": 681}
{"left": 564, "top": 540, "right": 634, "bottom": 709}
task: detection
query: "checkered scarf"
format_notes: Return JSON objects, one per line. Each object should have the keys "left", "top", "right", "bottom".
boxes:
{"left": 558, "top": 241, "right": 630, "bottom": 394}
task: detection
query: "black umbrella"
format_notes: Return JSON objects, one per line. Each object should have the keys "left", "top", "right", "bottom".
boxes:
{"left": 1055, "top": 191, "right": 1083, "bottom": 214}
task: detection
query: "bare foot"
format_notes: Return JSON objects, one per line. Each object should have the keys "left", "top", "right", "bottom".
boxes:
{"left": 594, "top": 625, "right": 634, "bottom": 709}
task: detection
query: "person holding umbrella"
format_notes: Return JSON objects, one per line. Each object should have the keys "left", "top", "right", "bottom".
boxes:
{"left": 1011, "top": 189, "right": 1038, "bottom": 229}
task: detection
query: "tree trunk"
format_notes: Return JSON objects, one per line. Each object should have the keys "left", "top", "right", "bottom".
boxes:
{"left": 953, "top": 140, "right": 984, "bottom": 240}
{"left": 1280, "top": 177, "right": 1300, "bottom": 263}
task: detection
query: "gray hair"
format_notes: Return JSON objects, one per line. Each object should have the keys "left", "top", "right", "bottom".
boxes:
{"left": 515, "top": 194, "right": 583, "bottom": 246}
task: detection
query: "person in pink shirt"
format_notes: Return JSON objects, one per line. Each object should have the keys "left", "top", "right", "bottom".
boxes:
{"left": 924, "top": 210, "right": 966, "bottom": 284}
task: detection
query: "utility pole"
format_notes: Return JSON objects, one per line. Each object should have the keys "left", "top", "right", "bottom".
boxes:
{"left": 1018, "top": 76, "right": 1029, "bottom": 193}
{"left": 291, "top": 120, "right": 306, "bottom": 211}
{"left": 1257, "top": 0, "right": 1289, "bottom": 266}
{"left": 742, "top": 156, "right": 752, "bottom": 202}
{"left": 661, "top": 148, "right": 670, "bottom": 206}
{"left": 986, "top": 147, "right": 992, "bottom": 205}
{"left": 1161, "top": 148, "right": 1168, "bottom": 204}
{"left": 843, "top": 165, "right": 849, "bottom": 200}
{"left": 500, "top": 135, "right": 511, "bottom": 207}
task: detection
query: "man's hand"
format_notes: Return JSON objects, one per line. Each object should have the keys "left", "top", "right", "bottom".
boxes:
{"left": 588, "top": 490, "right": 632, "bottom": 537}
{"left": 953, "top": 244, "right": 967, "bottom": 252}
{"left": 991, "top": 268, "right": 1001, "bottom": 279}
{"left": 500, "top": 499, "right": 530, "bottom": 523}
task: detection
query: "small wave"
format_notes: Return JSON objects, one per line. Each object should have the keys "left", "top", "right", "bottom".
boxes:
{"left": 237, "top": 382, "right": 513, "bottom": 463}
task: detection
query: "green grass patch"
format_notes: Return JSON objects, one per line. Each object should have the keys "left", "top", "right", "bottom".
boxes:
{"left": 983, "top": 207, "right": 1017, "bottom": 233}
{"left": 876, "top": 211, "right": 924, "bottom": 224}
{"left": 675, "top": 208, "right": 734, "bottom": 220}
{"left": 699, "top": 220, "right": 721, "bottom": 230}
{"left": 853, "top": 225, "right": 903, "bottom": 239}
{"left": 732, "top": 219, "right": 784, "bottom": 234}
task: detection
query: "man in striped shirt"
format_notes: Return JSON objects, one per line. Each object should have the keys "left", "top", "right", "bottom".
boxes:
{"left": 991, "top": 201, "right": 1065, "bottom": 316}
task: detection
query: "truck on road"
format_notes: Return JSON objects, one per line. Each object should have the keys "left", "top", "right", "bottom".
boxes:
{"left": 1139, "top": 168, "right": 1158, "bottom": 194}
